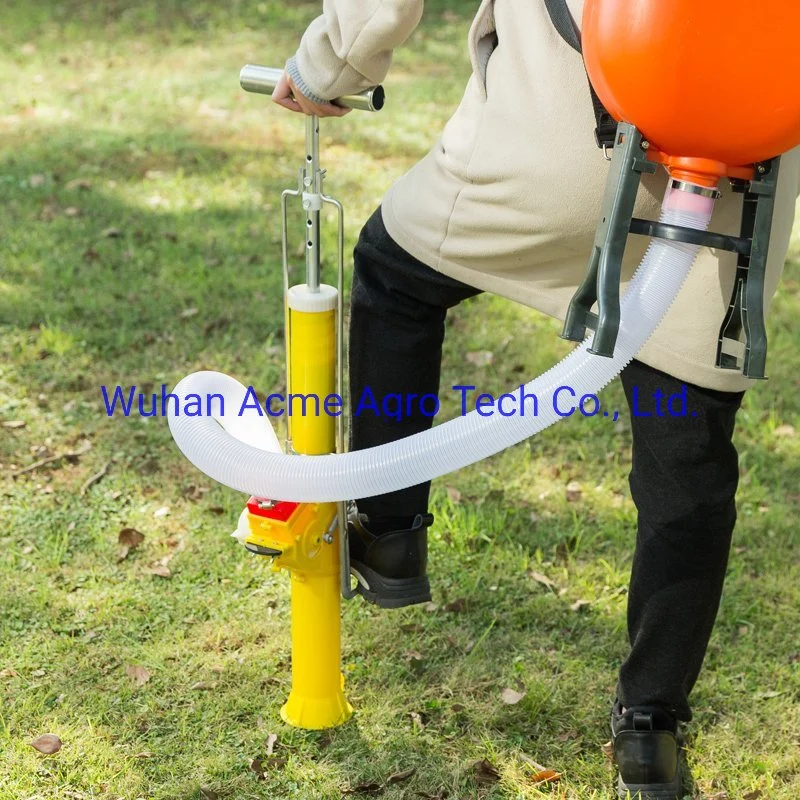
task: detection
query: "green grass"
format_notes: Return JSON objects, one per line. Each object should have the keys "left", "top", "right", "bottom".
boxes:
{"left": 1, "top": 2, "right": 799, "bottom": 798}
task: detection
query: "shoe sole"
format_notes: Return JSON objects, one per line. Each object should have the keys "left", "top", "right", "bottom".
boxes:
{"left": 617, "top": 772, "right": 683, "bottom": 800}
{"left": 350, "top": 559, "right": 432, "bottom": 609}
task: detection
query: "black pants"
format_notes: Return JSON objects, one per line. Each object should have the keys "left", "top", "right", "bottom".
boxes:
{"left": 349, "top": 207, "right": 743, "bottom": 722}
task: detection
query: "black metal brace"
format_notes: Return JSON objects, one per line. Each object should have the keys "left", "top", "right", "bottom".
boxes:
{"left": 561, "top": 121, "right": 780, "bottom": 379}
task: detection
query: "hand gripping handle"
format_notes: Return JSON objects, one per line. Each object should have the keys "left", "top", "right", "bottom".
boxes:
{"left": 240, "top": 65, "right": 385, "bottom": 112}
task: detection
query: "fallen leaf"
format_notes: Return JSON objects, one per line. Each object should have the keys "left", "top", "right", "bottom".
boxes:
{"left": 30, "top": 734, "right": 62, "bottom": 754}
{"left": 190, "top": 681, "right": 217, "bottom": 691}
{"left": 706, "top": 793, "right": 728, "bottom": 800}
{"left": 530, "top": 769, "right": 561, "bottom": 787}
{"left": 207, "top": 506, "right": 225, "bottom": 515}
{"left": 404, "top": 651, "right": 425, "bottom": 674}
{"left": 528, "top": 570, "right": 557, "bottom": 590}
{"left": 601, "top": 740, "right": 614, "bottom": 760}
{"left": 101, "top": 227, "right": 122, "bottom": 238}
{"left": 0, "top": 668, "right": 18, "bottom": 678}
{"left": 566, "top": 481, "right": 582, "bottom": 502}
{"left": 131, "top": 751, "right": 153, "bottom": 759}
{"left": 249, "top": 758, "right": 265, "bottom": 779}
{"left": 125, "top": 664, "right": 151, "bottom": 686}
{"left": 199, "top": 788, "right": 219, "bottom": 800}
{"left": 472, "top": 759, "right": 500, "bottom": 784}
{"left": 388, "top": 767, "right": 416, "bottom": 784}
{"left": 500, "top": 688, "right": 526, "bottom": 705}
{"left": 753, "top": 690, "right": 783, "bottom": 699}
{"left": 400, "top": 623, "right": 424, "bottom": 633}
{"left": 344, "top": 782, "right": 383, "bottom": 795}
{"left": 31, "top": 668, "right": 46, "bottom": 677}
{"left": 65, "top": 178, "right": 92, "bottom": 191}
{"left": 423, "top": 602, "right": 438, "bottom": 613}
{"left": 446, "top": 487, "right": 461, "bottom": 503}
{"left": 415, "top": 791, "right": 448, "bottom": 800}
{"left": 2, "top": 420, "right": 26, "bottom": 429}
{"left": 410, "top": 711, "right": 425, "bottom": 730}
{"left": 570, "top": 599, "right": 591, "bottom": 612}
{"left": 465, "top": 351, "right": 494, "bottom": 367}
{"left": 64, "top": 207, "right": 80, "bottom": 217}
{"left": 443, "top": 598, "right": 467, "bottom": 613}
{"left": 180, "top": 308, "right": 199, "bottom": 320}
{"left": 265, "top": 732, "right": 277, "bottom": 756}
{"left": 153, "top": 505, "right": 170, "bottom": 518}
{"left": 774, "top": 424, "right": 795, "bottom": 438}
{"left": 29, "top": 174, "right": 46, "bottom": 187}
{"left": 148, "top": 564, "right": 171, "bottom": 578}
{"left": 743, "top": 792, "right": 762, "bottom": 800}
{"left": 118, "top": 527, "right": 145, "bottom": 561}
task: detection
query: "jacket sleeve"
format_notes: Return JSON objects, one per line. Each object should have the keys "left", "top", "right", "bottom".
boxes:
{"left": 286, "top": 0, "right": 424, "bottom": 103}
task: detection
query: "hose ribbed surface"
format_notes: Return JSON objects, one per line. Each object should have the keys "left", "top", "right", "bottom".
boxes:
{"left": 168, "top": 193, "right": 712, "bottom": 502}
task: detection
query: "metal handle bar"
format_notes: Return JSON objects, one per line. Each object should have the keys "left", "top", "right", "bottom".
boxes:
{"left": 240, "top": 65, "right": 385, "bottom": 112}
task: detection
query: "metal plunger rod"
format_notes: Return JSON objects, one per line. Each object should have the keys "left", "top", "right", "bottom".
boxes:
{"left": 305, "top": 115, "right": 321, "bottom": 292}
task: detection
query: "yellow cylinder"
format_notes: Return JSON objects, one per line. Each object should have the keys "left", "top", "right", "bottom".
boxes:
{"left": 281, "top": 283, "right": 352, "bottom": 729}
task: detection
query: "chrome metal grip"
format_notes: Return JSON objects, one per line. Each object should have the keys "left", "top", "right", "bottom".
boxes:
{"left": 240, "top": 64, "right": 385, "bottom": 112}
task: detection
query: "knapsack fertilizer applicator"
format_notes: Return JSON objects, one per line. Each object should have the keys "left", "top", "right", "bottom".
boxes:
{"left": 168, "top": 2, "right": 800, "bottom": 728}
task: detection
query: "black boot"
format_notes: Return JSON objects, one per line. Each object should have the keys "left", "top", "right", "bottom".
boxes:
{"left": 347, "top": 512, "right": 433, "bottom": 609}
{"left": 611, "top": 702, "right": 684, "bottom": 799}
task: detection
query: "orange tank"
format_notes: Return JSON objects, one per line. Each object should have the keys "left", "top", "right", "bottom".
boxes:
{"left": 583, "top": 0, "right": 800, "bottom": 183}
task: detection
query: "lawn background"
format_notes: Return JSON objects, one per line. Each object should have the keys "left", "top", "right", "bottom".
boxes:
{"left": 1, "top": 2, "right": 798, "bottom": 798}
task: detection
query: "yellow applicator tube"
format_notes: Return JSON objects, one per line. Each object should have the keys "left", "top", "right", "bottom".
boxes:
{"left": 282, "top": 284, "right": 352, "bottom": 728}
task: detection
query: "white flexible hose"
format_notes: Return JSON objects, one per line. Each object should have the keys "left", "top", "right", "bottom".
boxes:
{"left": 168, "top": 187, "right": 714, "bottom": 502}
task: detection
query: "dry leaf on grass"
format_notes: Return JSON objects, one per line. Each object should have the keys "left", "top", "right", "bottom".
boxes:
{"left": 148, "top": 564, "right": 172, "bottom": 578}
{"left": 343, "top": 781, "right": 383, "bottom": 795}
{"left": 2, "top": 420, "right": 26, "bottom": 429}
{"left": 65, "top": 178, "right": 92, "bottom": 191}
{"left": 125, "top": 664, "right": 151, "bottom": 686}
{"left": 416, "top": 790, "right": 448, "bottom": 800}
{"left": 404, "top": 651, "right": 425, "bottom": 674}
{"left": 118, "top": 528, "right": 145, "bottom": 561}
{"left": 465, "top": 351, "right": 494, "bottom": 367}
{"left": 566, "top": 481, "right": 582, "bottom": 502}
{"left": 472, "top": 759, "right": 500, "bottom": 784}
{"left": 199, "top": 788, "right": 219, "bottom": 800}
{"left": 101, "top": 227, "right": 122, "bottom": 238}
{"left": 601, "top": 740, "right": 614, "bottom": 760}
{"left": 30, "top": 734, "right": 62, "bottom": 754}
{"left": 266, "top": 732, "right": 277, "bottom": 756}
{"left": 446, "top": 486, "right": 462, "bottom": 503}
{"left": 443, "top": 598, "right": 467, "bottom": 613}
{"left": 249, "top": 758, "right": 265, "bottom": 779}
{"left": 743, "top": 791, "right": 762, "bottom": 800}
{"left": 570, "top": 599, "right": 591, "bottom": 612}
{"left": 528, "top": 570, "right": 557, "bottom": 590}
{"left": 190, "top": 681, "right": 217, "bottom": 691}
{"left": 387, "top": 767, "right": 416, "bottom": 784}
{"left": 774, "top": 424, "right": 795, "bottom": 438}
{"left": 530, "top": 769, "right": 561, "bottom": 787}
{"left": 500, "top": 687, "right": 526, "bottom": 705}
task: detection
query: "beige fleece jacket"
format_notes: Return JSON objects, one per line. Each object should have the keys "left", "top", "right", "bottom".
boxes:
{"left": 290, "top": 0, "right": 800, "bottom": 391}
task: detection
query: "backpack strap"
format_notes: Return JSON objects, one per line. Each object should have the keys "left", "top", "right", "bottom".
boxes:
{"left": 542, "top": 0, "right": 617, "bottom": 149}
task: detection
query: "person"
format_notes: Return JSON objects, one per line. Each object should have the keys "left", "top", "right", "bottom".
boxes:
{"left": 271, "top": 1, "right": 800, "bottom": 797}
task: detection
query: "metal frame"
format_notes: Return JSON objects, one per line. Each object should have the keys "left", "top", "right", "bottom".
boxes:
{"left": 562, "top": 121, "right": 780, "bottom": 379}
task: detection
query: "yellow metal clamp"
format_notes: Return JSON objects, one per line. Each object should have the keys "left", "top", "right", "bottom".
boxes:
{"left": 238, "top": 65, "right": 383, "bottom": 729}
